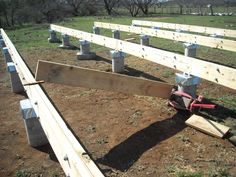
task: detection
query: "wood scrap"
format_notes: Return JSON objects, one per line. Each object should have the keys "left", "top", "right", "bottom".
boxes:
{"left": 185, "top": 114, "right": 230, "bottom": 138}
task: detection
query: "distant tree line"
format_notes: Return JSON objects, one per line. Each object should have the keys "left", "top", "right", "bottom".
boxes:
{"left": 0, "top": 0, "right": 236, "bottom": 28}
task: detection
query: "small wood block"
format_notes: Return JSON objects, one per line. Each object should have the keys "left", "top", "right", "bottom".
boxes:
{"left": 124, "top": 38, "right": 135, "bottom": 41}
{"left": 185, "top": 114, "right": 230, "bottom": 138}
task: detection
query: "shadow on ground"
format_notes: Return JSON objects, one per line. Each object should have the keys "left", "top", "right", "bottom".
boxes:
{"left": 96, "top": 111, "right": 190, "bottom": 172}
{"left": 92, "top": 55, "right": 166, "bottom": 83}
{"left": 35, "top": 144, "right": 58, "bottom": 162}
{"left": 199, "top": 98, "right": 236, "bottom": 121}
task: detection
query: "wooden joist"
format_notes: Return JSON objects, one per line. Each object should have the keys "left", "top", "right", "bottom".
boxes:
{"left": 94, "top": 22, "right": 236, "bottom": 52}
{"left": 50, "top": 24, "right": 236, "bottom": 90}
{"left": 185, "top": 114, "right": 230, "bottom": 138}
{"left": 0, "top": 28, "right": 104, "bottom": 177}
{"left": 36, "top": 60, "right": 174, "bottom": 99}
{"left": 132, "top": 20, "right": 236, "bottom": 38}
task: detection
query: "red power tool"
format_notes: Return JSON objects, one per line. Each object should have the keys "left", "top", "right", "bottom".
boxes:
{"left": 169, "top": 90, "right": 216, "bottom": 112}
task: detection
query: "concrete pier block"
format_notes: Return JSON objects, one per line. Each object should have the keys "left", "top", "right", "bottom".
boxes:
{"left": 176, "top": 43, "right": 200, "bottom": 98}
{"left": 176, "top": 29, "right": 182, "bottom": 33}
{"left": 175, "top": 73, "right": 200, "bottom": 98}
{"left": 140, "top": 34, "right": 149, "bottom": 46}
{"left": 7, "top": 62, "right": 24, "bottom": 93}
{"left": 0, "top": 39, "right": 6, "bottom": 49}
{"left": 151, "top": 26, "right": 160, "bottom": 30}
{"left": 110, "top": 50, "right": 125, "bottom": 73}
{"left": 183, "top": 43, "right": 198, "bottom": 58}
{"left": 59, "top": 34, "right": 74, "bottom": 49}
{"left": 93, "top": 26, "right": 100, "bottom": 34}
{"left": 77, "top": 40, "right": 96, "bottom": 60}
{"left": 20, "top": 99, "right": 48, "bottom": 147}
{"left": 112, "top": 30, "right": 120, "bottom": 39}
{"left": 3, "top": 47, "right": 12, "bottom": 63}
{"left": 210, "top": 33, "right": 220, "bottom": 38}
{"left": 48, "top": 29, "right": 60, "bottom": 43}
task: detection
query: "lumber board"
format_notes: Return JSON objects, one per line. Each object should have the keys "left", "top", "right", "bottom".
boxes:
{"left": 36, "top": 60, "right": 174, "bottom": 99}
{"left": 51, "top": 24, "right": 236, "bottom": 90}
{"left": 185, "top": 114, "right": 230, "bottom": 138}
{"left": 0, "top": 28, "right": 104, "bottom": 177}
{"left": 94, "top": 22, "right": 236, "bottom": 52}
{"left": 132, "top": 20, "right": 236, "bottom": 38}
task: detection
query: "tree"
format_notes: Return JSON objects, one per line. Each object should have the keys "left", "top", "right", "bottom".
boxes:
{"left": 26, "top": 0, "right": 63, "bottom": 23}
{"left": 103, "top": 0, "right": 120, "bottom": 15}
{"left": 175, "top": 0, "right": 188, "bottom": 14}
{"left": 122, "top": 0, "right": 140, "bottom": 17}
{"left": 8, "top": 0, "right": 20, "bottom": 26}
{"left": 136, "top": 0, "right": 154, "bottom": 15}
{"left": 0, "top": 0, "right": 10, "bottom": 27}
{"left": 65, "top": 0, "right": 84, "bottom": 16}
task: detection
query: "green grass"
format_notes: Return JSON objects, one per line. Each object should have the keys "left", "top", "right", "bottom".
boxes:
{"left": 177, "top": 171, "right": 203, "bottom": 177}
{"left": 139, "top": 15, "right": 236, "bottom": 30}
{"left": 5, "top": 16, "right": 236, "bottom": 65}
{"left": 16, "top": 169, "right": 31, "bottom": 177}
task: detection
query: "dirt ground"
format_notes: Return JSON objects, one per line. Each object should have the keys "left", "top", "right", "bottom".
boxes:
{"left": 0, "top": 46, "right": 236, "bottom": 177}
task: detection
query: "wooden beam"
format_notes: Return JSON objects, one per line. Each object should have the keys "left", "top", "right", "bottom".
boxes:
{"left": 185, "top": 114, "right": 230, "bottom": 138}
{"left": 0, "top": 28, "right": 104, "bottom": 177}
{"left": 94, "top": 22, "right": 236, "bottom": 52}
{"left": 36, "top": 60, "right": 174, "bottom": 99}
{"left": 132, "top": 20, "right": 236, "bottom": 38}
{"left": 50, "top": 24, "right": 236, "bottom": 90}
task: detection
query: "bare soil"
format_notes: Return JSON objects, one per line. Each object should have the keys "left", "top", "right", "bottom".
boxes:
{"left": 0, "top": 47, "right": 236, "bottom": 177}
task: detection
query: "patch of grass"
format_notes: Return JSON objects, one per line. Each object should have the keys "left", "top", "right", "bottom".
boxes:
{"left": 217, "top": 94, "right": 236, "bottom": 111}
{"left": 162, "top": 70, "right": 175, "bottom": 78}
{"left": 16, "top": 170, "right": 31, "bottom": 177}
{"left": 177, "top": 134, "right": 190, "bottom": 143}
{"left": 177, "top": 171, "right": 203, "bottom": 177}
{"left": 141, "top": 15, "right": 236, "bottom": 30}
{"left": 208, "top": 167, "right": 232, "bottom": 177}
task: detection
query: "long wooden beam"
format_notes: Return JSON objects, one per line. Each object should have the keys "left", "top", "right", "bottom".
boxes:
{"left": 50, "top": 24, "right": 236, "bottom": 90}
{"left": 36, "top": 60, "right": 174, "bottom": 99}
{"left": 94, "top": 22, "right": 236, "bottom": 52}
{"left": 0, "top": 28, "right": 104, "bottom": 177}
{"left": 132, "top": 20, "right": 236, "bottom": 38}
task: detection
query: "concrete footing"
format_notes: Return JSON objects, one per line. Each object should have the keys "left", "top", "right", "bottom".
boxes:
{"left": 3, "top": 47, "right": 12, "bottom": 63}
{"left": 110, "top": 50, "right": 125, "bottom": 73}
{"left": 140, "top": 34, "right": 149, "bottom": 46}
{"left": 183, "top": 43, "right": 198, "bottom": 58}
{"left": 77, "top": 40, "right": 96, "bottom": 60}
{"left": 7, "top": 62, "right": 24, "bottom": 93}
{"left": 151, "top": 26, "right": 160, "bottom": 30}
{"left": 48, "top": 29, "right": 60, "bottom": 43}
{"left": 175, "top": 43, "right": 200, "bottom": 98}
{"left": 175, "top": 73, "right": 200, "bottom": 98}
{"left": 112, "top": 30, "right": 120, "bottom": 39}
{"left": 93, "top": 26, "right": 100, "bottom": 34}
{"left": 176, "top": 29, "right": 182, "bottom": 33}
{"left": 0, "top": 39, "right": 6, "bottom": 49}
{"left": 20, "top": 99, "right": 48, "bottom": 147}
{"left": 210, "top": 33, "right": 220, "bottom": 38}
{"left": 59, "top": 34, "right": 74, "bottom": 49}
